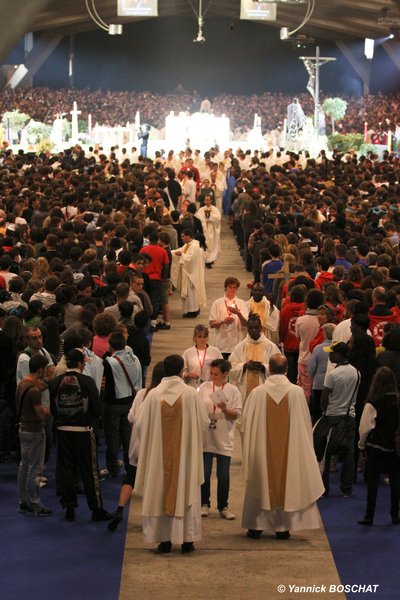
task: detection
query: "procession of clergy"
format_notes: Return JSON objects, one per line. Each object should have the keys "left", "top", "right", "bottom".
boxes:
{"left": 132, "top": 228, "right": 324, "bottom": 554}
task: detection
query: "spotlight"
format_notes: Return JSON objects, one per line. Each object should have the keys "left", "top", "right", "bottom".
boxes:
{"left": 108, "top": 24, "right": 123, "bottom": 35}
{"left": 390, "top": 33, "right": 395, "bottom": 39}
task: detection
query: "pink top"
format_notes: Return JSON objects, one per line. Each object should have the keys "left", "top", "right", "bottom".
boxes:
{"left": 92, "top": 335, "right": 109, "bottom": 359}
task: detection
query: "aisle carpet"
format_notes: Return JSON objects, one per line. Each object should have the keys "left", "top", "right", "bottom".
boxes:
{"left": 318, "top": 472, "right": 400, "bottom": 600}
{"left": 0, "top": 442, "right": 127, "bottom": 600}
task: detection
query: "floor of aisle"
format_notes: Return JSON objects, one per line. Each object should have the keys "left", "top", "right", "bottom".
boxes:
{"left": 119, "top": 220, "right": 344, "bottom": 600}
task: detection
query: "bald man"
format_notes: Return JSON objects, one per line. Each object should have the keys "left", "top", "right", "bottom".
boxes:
{"left": 241, "top": 354, "right": 324, "bottom": 540}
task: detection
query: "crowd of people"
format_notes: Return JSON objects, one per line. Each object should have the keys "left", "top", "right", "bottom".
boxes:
{"left": 1, "top": 86, "right": 400, "bottom": 133}
{"left": 1, "top": 135, "right": 400, "bottom": 552}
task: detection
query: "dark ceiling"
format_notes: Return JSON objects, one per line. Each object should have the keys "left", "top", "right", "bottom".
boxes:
{"left": 30, "top": 0, "right": 400, "bottom": 42}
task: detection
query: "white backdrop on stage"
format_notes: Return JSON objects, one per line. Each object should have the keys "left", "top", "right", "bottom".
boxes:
{"left": 165, "top": 111, "right": 230, "bottom": 152}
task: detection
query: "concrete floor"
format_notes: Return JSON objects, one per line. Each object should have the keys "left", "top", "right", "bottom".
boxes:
{"left": 120, "top": 221, "right": 344, "bottom": 600}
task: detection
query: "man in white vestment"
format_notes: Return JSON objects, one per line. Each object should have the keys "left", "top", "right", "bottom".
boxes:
{"left": 196, "top": 195, "right": 221, "bottom": 269}
{"left": 134, "top": 355, "right": 209, "bottom": 553}
{"left": 242, "top": 354, "right": 324, "bottom": 539}
{"left": 230, "top": 314, "right": 281, "bottom": 403}
{"left": 171, "top": 229, "right": 207, "bottom": 318}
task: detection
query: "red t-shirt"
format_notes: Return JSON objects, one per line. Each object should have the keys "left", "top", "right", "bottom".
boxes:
{"left": 279, "top": 301, "right": 305, "bottom": 352}
{"left": 140, "top": 244, "right": 169, "bottom": 280}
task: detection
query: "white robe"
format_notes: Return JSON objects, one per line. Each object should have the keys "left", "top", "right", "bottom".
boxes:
{"left": 241, "top": 375, "right": 324, "bottom": 532}
{"left": 134, "top": 376, "right": 209, "bottom": 544}
{"left": 196, "top": 205, "right": 221, "bottom": 264}
{"left": 246, "top": 297, "right": 280, "bottom": 346}
{"left": 209, "top": 295, "right": 249, "bottom": 354}
{"left": 229, "top": 335, "right": 281, "bottom": 402}
{"left": 171, "top": 239, "right": 207, "bottom": 312}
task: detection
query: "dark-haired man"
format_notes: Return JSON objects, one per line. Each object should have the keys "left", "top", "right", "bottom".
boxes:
{"left": 17, "top": 353, "right": 52, "bottom": 517}
{"left": 134, "top": 355, "right": 209, "bottom": 553}
{"left": 50, "top": 348, "right": 111, "bottom": 522}
{"left": 103, "top": 332, "right": 142, "bottom": 478}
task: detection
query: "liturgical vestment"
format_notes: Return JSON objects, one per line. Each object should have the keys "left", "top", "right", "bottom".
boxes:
{"left": 241, "top": 375, "right": 324, "bottom": 532}
{"left": 134, "top": 376, "right": 209, "bottom": 544}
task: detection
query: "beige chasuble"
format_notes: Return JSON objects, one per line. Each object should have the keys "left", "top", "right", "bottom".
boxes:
{"left": 245, "top": 341, "right": 266, "bottom": 399}
{"left": 161, "top": 395, "right": 183, "bottom": 516}
{"left": 266, "top": 393, "right": 289, "bottom": 509}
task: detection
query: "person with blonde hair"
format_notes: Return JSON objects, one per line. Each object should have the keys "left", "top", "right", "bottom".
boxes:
{"left": 182, "top": 324, "right": 223, "bottom": 388}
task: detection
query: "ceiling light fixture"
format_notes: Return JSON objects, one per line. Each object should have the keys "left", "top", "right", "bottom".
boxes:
{"left": 85, "top": 0, "right": 123, "bottom": 35}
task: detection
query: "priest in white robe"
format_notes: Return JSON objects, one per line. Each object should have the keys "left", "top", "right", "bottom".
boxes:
{"left": 171, "top": 229, "right": 207, "bottom": 318}
{"left": 196, "top": 195, "right": 221, "bottom": 268}
{"left": 229, "top": 314, "right": 281, "bottom": 403}
{"left": 241, "top": 354, "right": 324, "bottom": 539}
{"left": 134, "top": 355, "right": 209, "bottom": 553}
{"left": 246, "top": 282, "right": 280, "bottom": 347}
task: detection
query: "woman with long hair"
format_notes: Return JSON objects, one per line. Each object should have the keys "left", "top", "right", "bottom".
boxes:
{"left": 358, "top": 366, "right": 400, "bottom": 526}
{"left": 108, "top": 361, "right": 165, "bottom": 532}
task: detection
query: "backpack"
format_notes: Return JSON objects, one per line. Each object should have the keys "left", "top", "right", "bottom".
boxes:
{"left": 55, "top": 372, "right": 87, "bottom": 424}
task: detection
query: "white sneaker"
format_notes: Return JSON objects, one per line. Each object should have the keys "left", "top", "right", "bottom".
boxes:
{"left": 219, "top": 507, "right": 235, "bottom": 520}
{"left": 201, "top": 505, "right": 209, "bottom": 517}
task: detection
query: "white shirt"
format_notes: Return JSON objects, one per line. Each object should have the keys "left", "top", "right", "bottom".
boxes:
{"left": 199, "top": 381, "right": 242, "bottom": 457}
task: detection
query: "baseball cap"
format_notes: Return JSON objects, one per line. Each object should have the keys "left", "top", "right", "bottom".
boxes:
{"left": 323, "top": 341, "right": 349, "bottom": 356}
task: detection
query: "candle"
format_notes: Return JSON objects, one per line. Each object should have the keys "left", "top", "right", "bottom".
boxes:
{"left": 364, "top": 122, "right": 368, "bottom": 142}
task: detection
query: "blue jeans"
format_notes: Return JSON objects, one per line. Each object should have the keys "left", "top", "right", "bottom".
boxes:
{"left": 201, "top": 452, "right": 231, "bottom": 511}
{"left": 18, "top": 429, "right": 46, "bottom": 511}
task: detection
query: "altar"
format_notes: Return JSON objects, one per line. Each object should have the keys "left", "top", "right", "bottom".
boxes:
{"left": 165, "top": 111, "right": 230, "bottom": 152}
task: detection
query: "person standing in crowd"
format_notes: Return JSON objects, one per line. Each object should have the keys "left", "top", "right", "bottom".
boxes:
{"left": 229, "top": 314, "right": 281, "bottom": 404}
{"left": 308, "top": 323, "right": 335, "bottom": 423}
{"left": 171, "top": 229, "right": 206, "bottom": 318}
{"left": 17, "top": 354, "right": 52, "bottom": 517}
{"left": 134, "top": 355, "right": 209, "bottom": 554}
{"left": 279, "top": 284, "right": 305, "bottom": 384}
{"left": 108, "top": 361, "right": 166, "bottom": 532}
{"left": 17, "top": 326, "right": 55, "bottom": 464}
{"left": 242, "top": 354, "right": 324, "bottom": 539}
{"left": 358, "top": 367, "right": 400, "bottom": 526}
{"left": 295, "top": 289, "right": 323, "bottom": 404}
{"left": 50, "top": 349, "right": 111, "bottom": 522}
{"left": 102, "top": 332, "right": 142, "bottom": 479}
{"left": 209, "top": 277, "right": 249, "bottom": 359}
{"left": 139, "top": 230, "right": 169, "bottom": 332}
{"left": 182, "top": 324, "right": 222, "bottom": 388}
{"left": 368, "top": 287, "right": 400, "bottom": 347}
{"left": 199, "top": 359, "right": 242, "bottom": 520}
{"left": 320, "top": 342, "right": 360, "bottom": 498}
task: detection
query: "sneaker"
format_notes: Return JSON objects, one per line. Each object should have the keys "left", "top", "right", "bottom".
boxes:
{"left": 219, "top": 507, "right": 235, "bottom": 520}
{"left": 18, "top": 502, "right": 33, "bottom": 514}
{"left": 108, "top": 511, "right": 123, "bottom": 532}
{"left": 34, "top": 507, "right": 53, "bottom": 517}
{"left": 201, "top": 505, "right": 209, "bottom": 517}
{"left": 65, "top": 507, "right": 75, "bottom": 522}
{"left": 92, "top": 508, "right": 113, "bottom": 521}
{"left": 99, "top": 468, "right": 110, "bottom": 480}
{"left": 157, "top": 322, "right": 171, "bottom": 330}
